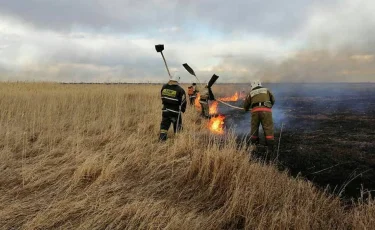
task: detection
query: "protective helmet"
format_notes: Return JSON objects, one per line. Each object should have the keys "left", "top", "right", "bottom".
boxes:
{"left": 170, "top": 74, "right": 180, "bottom": 83}
{"left": 251, "top": 80, "right": 262, "bottom": 89}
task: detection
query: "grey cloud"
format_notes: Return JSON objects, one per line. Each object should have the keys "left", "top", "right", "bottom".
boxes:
{"left": 0, "top": 34, "right": 185, "bottom": 82}
{"left": 1, "top": 0, "right": 374, "bottom": 83}
{"left": 0, "top": 0, "right": 178, "bottom": 33}
{"left": 0, "top": 0, "right": 338, "bottom": 37}
{"left": 182, "top": 0, "right": 339, "bottom": 37}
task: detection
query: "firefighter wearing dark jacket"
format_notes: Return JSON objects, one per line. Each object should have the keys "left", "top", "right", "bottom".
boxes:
{"left": 159, "top": 75, "right": 187, "bottom": 141}
{"left": 243, "top": 80, "right": 276, "bottom": 153}
{"left": 187, "top": 83, "right": 197, "bottom": 105}
{"left": 197, "top": 84, "right": 215, "bottom": 118}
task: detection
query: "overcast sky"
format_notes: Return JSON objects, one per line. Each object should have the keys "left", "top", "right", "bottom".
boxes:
{"left": 0, "top": 0, "right": 374, "bottom": 82}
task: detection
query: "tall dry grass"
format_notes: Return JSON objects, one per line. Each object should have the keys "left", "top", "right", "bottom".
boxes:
{"left": 0, "top": 83, "right": 373, "bottom": 229}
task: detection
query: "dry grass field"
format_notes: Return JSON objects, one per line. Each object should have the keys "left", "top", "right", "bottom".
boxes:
{"left": 0, "top": 83, "right": 374, "bottom": 229}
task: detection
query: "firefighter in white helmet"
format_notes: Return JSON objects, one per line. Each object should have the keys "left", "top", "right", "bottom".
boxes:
{"left": 243, "top": 80, "right": 276, "bottom": 159}
{"left": 159, "top": 74, "right": 187, "bottom": 141}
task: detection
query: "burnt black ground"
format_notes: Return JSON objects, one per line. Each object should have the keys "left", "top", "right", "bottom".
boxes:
{"left": 215, "top": 83, "right": 375, "bottom": 201}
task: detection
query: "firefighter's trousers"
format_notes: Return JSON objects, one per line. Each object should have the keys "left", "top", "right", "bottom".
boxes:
{"left": 159, "top": 110, "right": 182, "bottom": 141}
{"left": 199, "top": 100, "right": 209, "bottom": 118}
{"left": 250, "top": 111, "right": 274, "bottom": 147}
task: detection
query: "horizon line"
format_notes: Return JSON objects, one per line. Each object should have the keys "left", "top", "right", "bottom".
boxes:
{"left": 1, "top": 81, "right": 375, "bottom": 84}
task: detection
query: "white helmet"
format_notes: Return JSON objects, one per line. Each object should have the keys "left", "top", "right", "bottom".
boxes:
{"left": 170, "top": 74, "right": 180, "bottom": 83}
{"left": 251, "top": 80, "right": 262, "bottom": 89}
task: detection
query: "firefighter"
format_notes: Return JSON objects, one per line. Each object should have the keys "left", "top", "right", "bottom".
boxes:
{"left": 159, "top": 74, "right": 187, "bottom": 141}
{"left": 197, "top": 83, "right": 215, "bottom": 118}
{"left": 243, "top": 80, "right": 276, "bottom": 157}
{"left": 187, "top": 83, "right": 197, "bottom": 105}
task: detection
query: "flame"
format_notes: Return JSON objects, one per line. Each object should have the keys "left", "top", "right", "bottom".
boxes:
{"left": 219, "top": 92, "right": 239, "bottom": 102}
{"left": 194, "top": 93, "right": 201, "bottom": 110}
{"left": 209, "top": 115, "right": 225, "bottom": 134}
{"left": 209, "top": 101, "right": 218, "bottom": 115}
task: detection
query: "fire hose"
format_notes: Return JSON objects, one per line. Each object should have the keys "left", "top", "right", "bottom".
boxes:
{"left": 217, "top": 99, "right": 244, "bottom": 110}
{"left": 181, "top": 62, "right": 243, "bottom": 111}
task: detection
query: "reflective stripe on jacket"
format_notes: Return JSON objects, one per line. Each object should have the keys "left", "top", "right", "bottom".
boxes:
{"left": 243, "top": 86, "right": 275, "bottom": 111}
{"left": 161, "top": 83, "right": 187, "bottom": 113}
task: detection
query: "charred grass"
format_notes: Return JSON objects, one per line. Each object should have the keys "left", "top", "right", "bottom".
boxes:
{"left": 0, "top": 83, "right": 374, "bottom": 229}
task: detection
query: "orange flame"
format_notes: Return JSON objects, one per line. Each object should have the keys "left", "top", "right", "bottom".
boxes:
{"left": 219, "top": 92, "right": 239, "bottom": 102}
{"left": 209, "top": 101, "right": 218, "bottom": 115}
{"left": 208, "top": 115, "right": 225, "bottom": 134}
{"left": 194, "top": 93, "right": 201, "bottom": 110}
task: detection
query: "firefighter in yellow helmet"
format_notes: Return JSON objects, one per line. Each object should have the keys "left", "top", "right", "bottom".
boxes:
{"left": 159, "top": 74, "right": 187, "bottom": 141}
{"left": 243, "top": 80, "right": 276, "bottom": 157}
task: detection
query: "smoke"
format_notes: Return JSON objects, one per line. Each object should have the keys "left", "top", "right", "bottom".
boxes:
{"left": 205, "top": 0, "right": 375, "bottom": 83}
{"left": 255, "top": 51, "right": 375, "bottom": 83}
{"left": 206, "top": 49, "right": 375, "bottom": 84}
{"left": 216, "top": 81, "right": 374, "bottom": 137}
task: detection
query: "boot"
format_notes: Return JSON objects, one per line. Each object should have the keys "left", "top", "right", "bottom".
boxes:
{"left": 248, "top": 139, "right": 259, "bottom": 159}
{"left": 159, "top": 133, "right": 167, "bottom": 142}
{"left": 248, "top": 144, "right": 258, "bottom": 159}
{"left": 248, "top": 144, "right": 256, "bottom": 154}
{"left": 266, "top": 144, "right": 276, "bottom": 163}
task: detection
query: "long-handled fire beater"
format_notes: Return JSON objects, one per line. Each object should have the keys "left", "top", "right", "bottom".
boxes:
{"left": 155, "top": 44, "right": 185, "bottom": 132}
